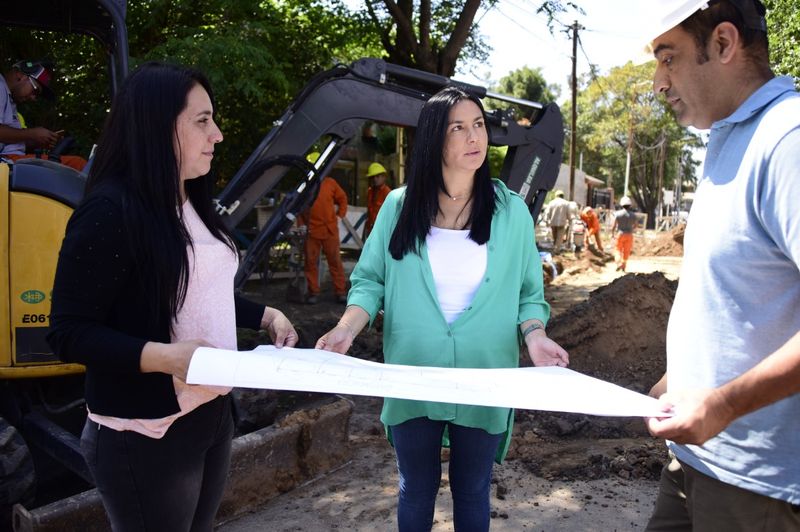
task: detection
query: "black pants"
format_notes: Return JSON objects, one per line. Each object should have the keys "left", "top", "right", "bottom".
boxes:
{"left": 80, "top": 395, "right": 234, "bottom": 532}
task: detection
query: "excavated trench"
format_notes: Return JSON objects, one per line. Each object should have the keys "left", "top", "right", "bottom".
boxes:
{"left": 21, "top": 238, "right": 681, "bottom": 529}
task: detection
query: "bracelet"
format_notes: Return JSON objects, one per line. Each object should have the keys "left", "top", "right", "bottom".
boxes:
{"left": 521, "top": 323, "right": 544, "bottom": 338}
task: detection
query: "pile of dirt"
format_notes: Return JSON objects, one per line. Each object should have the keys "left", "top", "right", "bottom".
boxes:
{"left": 508, "top": 272, "right": 677, "bottom": 481}
{"left": 545, "top": 272, "right": 676, "bottom": 391}
{"left": 542, "top": 247, "right": 613, "bottom": 285}
{"left": 635, "top": 224, "right": 685, "bottom": 257}
{"left": 239, "top": 270, "right": 677, "bottom": 482}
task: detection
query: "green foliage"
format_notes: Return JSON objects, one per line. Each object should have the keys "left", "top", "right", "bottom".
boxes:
{"left": 2, "top": 29, "right": 114, "bottom": 158}
{"left": 765, "top": 0, "right": 800, "bottom": 83}
{"left": 487, "top": 145, "right": 507, "bottom": 178}
{"left": 3, "top": 0, "right": 383, "bottom": 185}
{"left": 360, "top": 0, "right": 576, "bottom": 76}
{"left": 566, "top": 62, "right": 701, "bottom": 225}
{"left": 375, "top": 125, "right": 398, "bottom": 156}
{"left": 126, "top": 0, "right": 383, "bottom": 182}
{"left": 488, "top": 66, "right": 560, "bottom": 121}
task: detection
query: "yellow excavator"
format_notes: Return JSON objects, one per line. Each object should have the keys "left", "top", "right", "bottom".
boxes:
{"left": 0, "top": 0, "right": 129, "bottom": 515}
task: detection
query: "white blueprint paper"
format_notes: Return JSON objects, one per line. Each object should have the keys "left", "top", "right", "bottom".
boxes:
{"left": 186, "top": 346, "right": 669, "bottom": 418}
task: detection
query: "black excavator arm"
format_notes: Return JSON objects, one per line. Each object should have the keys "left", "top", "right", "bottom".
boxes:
{"left": 214, "top": 58, "right": 564, "bottom": 288}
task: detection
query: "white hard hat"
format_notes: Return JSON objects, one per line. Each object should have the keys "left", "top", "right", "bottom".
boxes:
{"left": 651, "top": 1, "right": 710, "bottom": 40}
{"left": 640, "top": 0, "right": 767, "bottom": 57}
{"left": 620, "top": 196, "right": 633, "bottom": 207}
{"left": 631, "top": 0, "right": 711, "bottom": 62}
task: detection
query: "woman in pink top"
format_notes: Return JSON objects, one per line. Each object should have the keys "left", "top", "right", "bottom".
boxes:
{"left": 48, "top": 62, "right": 297, "bottom": 531}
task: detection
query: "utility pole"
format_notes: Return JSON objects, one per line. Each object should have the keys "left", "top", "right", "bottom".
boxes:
{"left": 656, "top": 132, "right": 666, "bottom": 222}
{"left": 624, "top": 117, "right": 633, "bottom": 198}
{"left": 567, "top": 20, "right": 582, "bottom": 202}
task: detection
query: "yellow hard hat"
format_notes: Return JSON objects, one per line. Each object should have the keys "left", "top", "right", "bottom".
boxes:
{"left": 306, "top": 152, "right": 321, "bottom": 164}
{"left": 366, "top": 162, "right": 387, "bottom": 178}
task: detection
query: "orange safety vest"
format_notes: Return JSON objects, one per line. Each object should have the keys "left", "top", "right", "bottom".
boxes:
{"left": 298, "top": 177, "right": 348, "bottom": 239}
{"left": 366, "top": 184, "right": 391, "bottom": 230}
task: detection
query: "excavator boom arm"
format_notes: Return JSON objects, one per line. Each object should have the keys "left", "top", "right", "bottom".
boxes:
{"left": 214, "top": 58, "right": 564, "bottom": 288}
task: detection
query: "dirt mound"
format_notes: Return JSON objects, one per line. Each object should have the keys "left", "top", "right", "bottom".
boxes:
{"left": 636, "top": 224, "right": 685, "bottom": 257}
{"left": 556, "top": 253, "right": 612, "bottom": 279}
{"left": 508, "top": 272, "right": 676, "bottom": 481}
{"left": 239, "top": 271, "right": 677, "bottom": 483}
{"left": 542, "top": 251, "right": 612, "bottom": 285}
{"left": 544, "top": 272, "right": 675, "bottom": 392}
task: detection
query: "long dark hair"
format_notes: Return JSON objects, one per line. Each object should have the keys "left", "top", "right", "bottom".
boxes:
{"left": 388, "top": 87, "right": 495, "bottom": 260}
{"left": 87, "top": 61, "right": 234, "bottom": 327}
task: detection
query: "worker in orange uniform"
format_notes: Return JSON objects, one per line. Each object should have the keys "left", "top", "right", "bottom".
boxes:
{"left": 364, "top": 162, "right": 391, "bottom": 239}
{"left": 611, "top": 196, "right": 637, "bottom": 272}
{"left": 580, "top": 206, "right": 603, "bottom": 252}
{"left": 297, "top": 152, "right": 349, "bottom": 304}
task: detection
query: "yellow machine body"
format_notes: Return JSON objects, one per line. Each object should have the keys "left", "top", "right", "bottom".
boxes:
{"left": 0, "top": 162, "right": 85, "bottom": 378}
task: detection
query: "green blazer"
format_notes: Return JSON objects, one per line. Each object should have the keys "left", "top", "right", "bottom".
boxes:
{"left": 348, "top": 179, "right": 549, "bottom": 461}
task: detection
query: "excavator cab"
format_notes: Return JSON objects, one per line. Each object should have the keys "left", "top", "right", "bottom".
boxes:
{"left": 0, "top": 0, "right": 128, "bottom": 518}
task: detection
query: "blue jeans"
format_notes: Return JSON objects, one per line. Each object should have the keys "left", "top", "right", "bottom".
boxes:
{"left": 389, "top": 417, "right": 503, "bottom": 532}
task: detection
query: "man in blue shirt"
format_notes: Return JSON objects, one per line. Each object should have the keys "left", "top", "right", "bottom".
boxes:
{"left": 644, "top": 1, "right": 800, "bottom": 529}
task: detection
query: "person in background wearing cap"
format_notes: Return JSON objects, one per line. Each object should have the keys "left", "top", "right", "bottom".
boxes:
{"left": 643, "top": 1, "right": 800, "bottom": 529}
{"left": 543, "top": 189, "right": 570, "bottom": 253}
{"left": 610, "top": 196, "right": 637, "bottom": 271}
{"left": 364, "top": 161, "right": 392, "bottom": 239}
{"left": 0, "top": 60, "right": 87, "bottom": 172}
{"left": 297, "top": 152, "right": 349, "bottom": 304}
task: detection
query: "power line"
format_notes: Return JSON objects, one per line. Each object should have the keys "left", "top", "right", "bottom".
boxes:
{"left": 492, "top": 4, "right": 571, "bottom": 56}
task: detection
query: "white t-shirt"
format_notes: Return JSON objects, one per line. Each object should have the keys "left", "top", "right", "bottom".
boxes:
{"left": 426, "top": 227, "right": 487, "bottom": 324}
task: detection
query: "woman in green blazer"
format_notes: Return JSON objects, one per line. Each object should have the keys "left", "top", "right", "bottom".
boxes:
{"left": 316, "top": 86, "right": 568, "bottom": 531}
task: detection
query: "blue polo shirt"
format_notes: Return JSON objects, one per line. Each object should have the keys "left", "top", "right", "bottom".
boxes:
{"left": 667, "top": 76, "right": 800, "bottom": 504}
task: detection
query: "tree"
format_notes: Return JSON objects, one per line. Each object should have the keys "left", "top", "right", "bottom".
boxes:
{"left": 362, "top": 0, "right": 581, "bottom": 76}
{"left": 567, "top": 62, "right": 701, "bottom": 227}
{"left": 489, "top": 65, "right": 560, "bottom": 120}
{"left": 4, "top": 0, "right": 384, "bottom": 183}
{"left": 485, "top": 66, "right": 559, "bottom": 177}
{"left": 126, "top": 0, "right": 383, "bottom": 181}
{"left": 765, "top": 0, "right": 800, "bottom": 82}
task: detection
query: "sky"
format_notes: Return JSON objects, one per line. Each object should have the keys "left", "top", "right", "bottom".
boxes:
{"left": 455, "top": 0, "right": 652, "bottom": 103}
{"left": 453, "top": 0, "right": 708, "bottom": 178}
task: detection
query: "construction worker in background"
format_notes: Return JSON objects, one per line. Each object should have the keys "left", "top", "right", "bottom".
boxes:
{"left": 543, "top": 189, "right": 570, "bottom": 253}
{"left": 611, "top": 196, "right": 637, "bottom": 271}
{"left": 0, "top": 60, "right": 87, "bottom": 172}
{"left": 580, "top": 206, "right": 603, "bottom": 252}
{"left": 364, "top": 162, "right": 391, "bottom": 239}
{"left": 644, "top": 0, "right": 800, "bottom": 529}
{"left": 297, "top": 152, "right": 349, "bottom": 304}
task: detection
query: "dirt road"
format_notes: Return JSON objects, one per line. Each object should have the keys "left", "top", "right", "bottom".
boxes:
{"left": 219, "top": 244, "right": 682, "bottom": 531}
